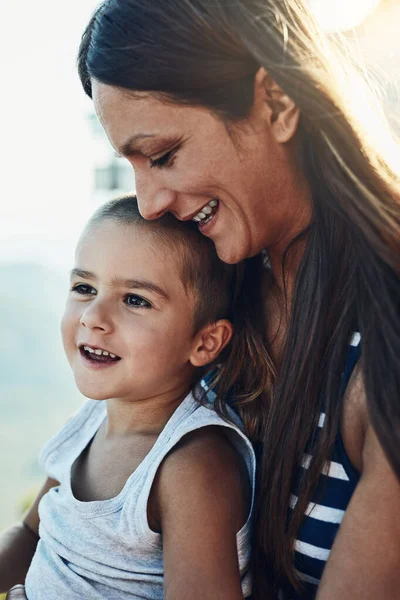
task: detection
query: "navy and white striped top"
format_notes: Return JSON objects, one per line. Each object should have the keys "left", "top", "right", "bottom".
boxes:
{"left": 285, "top": 332, "right": 361, "bottom": 599}
{"left": 203, "top": 331, "right": 361, "bottom": 599}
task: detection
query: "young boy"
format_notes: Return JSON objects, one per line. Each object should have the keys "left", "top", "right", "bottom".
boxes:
{"left": 1, "top": 195, "right": 255, "bottom": 599}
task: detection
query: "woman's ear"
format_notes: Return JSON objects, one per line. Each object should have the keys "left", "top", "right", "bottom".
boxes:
{"left": 253, "top": 67, "right": 300, "bottom": 143}
{"left": 189, "top": 320, "right": 233, "bottom": 368}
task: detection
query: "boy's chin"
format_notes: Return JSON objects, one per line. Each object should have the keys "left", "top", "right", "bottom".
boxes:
{"left": 80, "top": 389, "right": 111, "bottom": 401}
{"left": 74, "top": 380, "right": 114, "bottom": 401}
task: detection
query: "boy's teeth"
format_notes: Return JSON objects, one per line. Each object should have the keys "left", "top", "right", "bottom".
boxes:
{"left": 209, "top": 199, "right": 218, "bottom": 207}
{"left": 84, "top": 345, "right": 115, "bottom": 358}
{"left": 203, "top": 206, "right": 212, "bottom": 215}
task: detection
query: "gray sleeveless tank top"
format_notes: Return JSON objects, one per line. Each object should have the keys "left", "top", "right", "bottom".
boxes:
{"left": 25, "top": 392, "right": 255, "bottom": 599}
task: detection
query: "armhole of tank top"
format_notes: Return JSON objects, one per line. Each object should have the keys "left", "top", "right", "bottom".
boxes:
{"left": 336, "top": 336, "right": 362, "bottom": 486}
{"left": 39, "top": 400, "right": 105, "bottom": 474}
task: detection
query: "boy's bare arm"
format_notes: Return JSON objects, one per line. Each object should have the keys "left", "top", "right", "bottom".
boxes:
{"left": 0, "top": 477, "right": 59, "bottom": 593}
{"left": 150, "top": 426, "right": 251, "bottom": 600}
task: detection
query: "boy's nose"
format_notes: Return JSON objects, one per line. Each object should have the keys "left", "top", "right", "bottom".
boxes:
{"left": 80, "top": 303, "right": 113, "bottom": 333}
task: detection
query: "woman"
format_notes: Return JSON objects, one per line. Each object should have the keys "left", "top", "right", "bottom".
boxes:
{"left": 7, "top": 1, "right": 397, "bottom": 599}
{"left": 74, "top": 1, "right": 400, "bottom": 598}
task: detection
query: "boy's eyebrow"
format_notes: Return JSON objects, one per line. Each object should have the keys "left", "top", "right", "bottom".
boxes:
{"left": 70, "top": 269, "right": 169, "bottom": 301}
{"left": 112, "top": 277, "right": 170, "bottom": 301}
{"left": 70, "top": 268, "right": 94, "bottom": 280}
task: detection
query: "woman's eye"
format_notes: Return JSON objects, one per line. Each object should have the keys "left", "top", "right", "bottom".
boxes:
{"left": 71, "top": 284, "right": 96, "bottom": 295}
{"left": 125, "top": 294, "right": 152, "bottom": 309}
{"left": 150, "top": 150, "right": 175, "bottom": 169}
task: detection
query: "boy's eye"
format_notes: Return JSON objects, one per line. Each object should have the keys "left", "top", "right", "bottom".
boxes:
{"left": 150, "top": 150, "right": 175, "bottom": 169}
{"left": 125, "top": 294, "right": 152, "bottom": 309}
{"left": 71, "top": 283, "right": 96, "bottom": 295}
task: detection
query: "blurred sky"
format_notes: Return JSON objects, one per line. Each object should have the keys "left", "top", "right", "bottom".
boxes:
{"left": 0, "top": 0, "right": 101, "bottom": 269}
{"left": 0, "top": 0, "right": 394, "bottom": 270}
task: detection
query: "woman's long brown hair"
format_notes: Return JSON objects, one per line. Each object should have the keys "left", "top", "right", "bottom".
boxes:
{"left": 78, "top": 0, "right": 400, "bottom": 594}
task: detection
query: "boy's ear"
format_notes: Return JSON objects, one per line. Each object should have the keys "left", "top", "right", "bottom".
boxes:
{"left": 189, "top": 320, "right": 233, "bottom": 368}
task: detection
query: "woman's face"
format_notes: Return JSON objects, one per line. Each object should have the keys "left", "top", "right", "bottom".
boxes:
{"left": 92, "top": 79, "right": 309, "bottom": 264}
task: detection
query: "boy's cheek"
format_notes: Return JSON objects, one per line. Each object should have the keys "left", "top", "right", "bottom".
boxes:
{"left": 60, "top": 309, "right": 78, "bottom": 357}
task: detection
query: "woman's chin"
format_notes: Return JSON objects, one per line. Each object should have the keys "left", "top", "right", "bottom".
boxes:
{"left": 214, "top": 239, "right": 251, "bottom": 265}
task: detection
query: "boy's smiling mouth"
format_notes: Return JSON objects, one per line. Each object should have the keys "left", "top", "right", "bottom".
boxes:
{"left": 79, "top": 344, "right": 121, "bottom": 365}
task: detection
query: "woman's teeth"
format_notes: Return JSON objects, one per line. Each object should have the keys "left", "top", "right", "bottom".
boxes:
{"left": 192, "top": 199, "right": 218, "bottom": 223}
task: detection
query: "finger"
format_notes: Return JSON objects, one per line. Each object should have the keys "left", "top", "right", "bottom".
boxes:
{"left": 6, "top": 584, "right": 27, "bottom": 600}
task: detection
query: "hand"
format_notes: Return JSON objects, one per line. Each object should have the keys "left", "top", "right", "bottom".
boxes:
{"left": 6, "top": 585, "right": 27, "bottom": 599}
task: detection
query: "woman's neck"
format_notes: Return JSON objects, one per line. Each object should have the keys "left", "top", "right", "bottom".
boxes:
{"left": 263, "top": 224, "right": 309, "bottom": 366}
{"left": 267, "top": 160, "right": 312, "bottom": 299}
{"left": 268, "top": 234, "right": 307, "bottom": 300}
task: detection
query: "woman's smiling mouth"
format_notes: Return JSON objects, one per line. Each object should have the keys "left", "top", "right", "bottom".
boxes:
{"left": 192, "top": 199, "right": 219, "bottom": 224}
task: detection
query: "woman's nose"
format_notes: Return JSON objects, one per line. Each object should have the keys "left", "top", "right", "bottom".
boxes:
{"left": 80, "top": 301, "right": 113, "bottom": 333}
{"left": 135, "top": 172, "right": 177, "bottom": 220}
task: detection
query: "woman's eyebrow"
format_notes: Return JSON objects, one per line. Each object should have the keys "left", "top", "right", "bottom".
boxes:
{"left": 116, "top": 133, "right": 157, "bottom": 157}
{"left": 116, "top": 133, "right": 183, "bottom": 158}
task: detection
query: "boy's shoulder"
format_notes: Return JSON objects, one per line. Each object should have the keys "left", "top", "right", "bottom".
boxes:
{"left": 167, "top": 391, "right": 254, "bottom": 466}
{"left": 162, "top": 424, "right": 245, "bottom": 474}
{"left": 148, "top": 424, "right": 252, "bottom": 534}
{"left": 144, "top": 392, "right": 256, "bottom": 534}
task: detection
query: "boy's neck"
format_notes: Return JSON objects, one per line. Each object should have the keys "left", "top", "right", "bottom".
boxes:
{"left": 103, "top": 384, "right": 192, "bottom": 438}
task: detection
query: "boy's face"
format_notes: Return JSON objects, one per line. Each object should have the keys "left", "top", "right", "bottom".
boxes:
{"left": 61, "top": 220, "right": 198, "bottom": 403}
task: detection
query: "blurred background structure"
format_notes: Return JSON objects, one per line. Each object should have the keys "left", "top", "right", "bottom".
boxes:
{"left": 0, "top": 0, "right": 399, "bottom": 530}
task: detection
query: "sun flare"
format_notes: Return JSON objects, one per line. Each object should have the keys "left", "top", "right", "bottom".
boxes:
{"left": 309, "top": 0, "right": 382, "bottom": 32}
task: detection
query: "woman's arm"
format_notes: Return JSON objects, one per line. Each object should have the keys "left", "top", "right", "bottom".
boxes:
{"left": 317, "top": 418, "right": 400, "bottom": 598}
{"left": 149, "top": 426, "right": 251, "bottom": 600}
{"left": 0, "top": 477, "right": 59, "bottom": 593}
